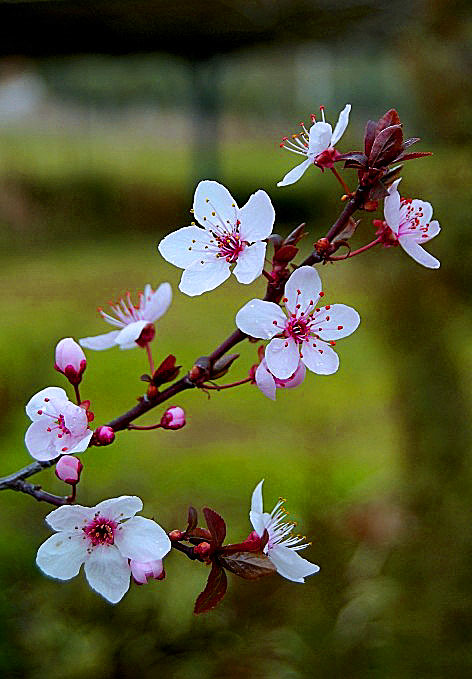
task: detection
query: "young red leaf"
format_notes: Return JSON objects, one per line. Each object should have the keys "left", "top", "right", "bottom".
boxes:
{"left": 194, "top": 563, "right": 228, "bottom": 614}
{"left": 375, "top": 109, "right": 401, "bottom": 135}
{"left": 396, "top": 151, "right": 432, "bottom": 162}
{"left": 364, "top": 120, "right": 377, "bottom": 156}
{"left": 369, "top": 125, "right": 403, "bottom": 167}
{"left": 203, "top": 507, "right": 226, "bottom": 547}
{"left": 218, "top": 551, "right": 277, "bottom": 580}
{"left": 186, "top": 506, "right": 198, "bottom": 534}
{"left": 273, "top": 244, "right": 299, "bottom": 264}
{"left": 152, "top": 354, "right": 181, "bottom": 386}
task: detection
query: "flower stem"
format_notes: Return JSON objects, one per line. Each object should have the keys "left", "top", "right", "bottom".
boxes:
{"left": 127, "top": 423, "right": 162, "bottom": 431}
{"left": 145, "top": 343, "right": 154, "bottom": 374}
{"left": 74, "top": 383, "right": 81, "bottom": 405}
{"left": 330, "top": 167, "right": 351, "bottom": 195}
{"left": 201, "top": 377, "right": 253, "bottom": 391}
{"left": 329, "top": 237, "right": 382, "bottom": 260}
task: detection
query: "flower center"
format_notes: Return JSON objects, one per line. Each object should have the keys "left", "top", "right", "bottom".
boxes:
{"left": 284, "top": 316, "right": 311, "bottom": 343}
{"left": 216, "top": 231, "right": 245, "bottom": 262}
{"left": 83, "top": 516, "right": 117, "bottom": 546}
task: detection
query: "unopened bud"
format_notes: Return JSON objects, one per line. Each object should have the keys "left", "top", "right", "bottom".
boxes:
{"left": 169, "top": 529, "right": 183, "bottom": 541}
{"left": 130, "top": 559, "right": 165, "bottom": 584}
{"left": 55, "top": 338, "right": 86, "bottom": 385}
{"left": 93, "top": 425, "right": 115, "bottom": 446}
{"left": 194, "top": 541, "right": 212, "bottom": 558}
{"left": 160, "top": 406, "right": 186, "bottom": 430}
{"left": 55, "top": 455, "right": 83, "bottom": 485}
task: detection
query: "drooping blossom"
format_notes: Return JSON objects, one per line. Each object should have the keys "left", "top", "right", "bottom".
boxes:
{"left": 236, "top": 266, "right": 360, "bottom": 380}
{"left": 277, "top": 104, "right": 351, "bottom": 187}
{"left": 36, "top": 496, "right": 171, "bottom": 603}
{"left": 130, "top": 559, "right": 165, "bottom": 585}
{"left": 79, "top": 283, "right": 172, "bottom": 351}
{"left": 158, "top": 180, "right": 275, "bottom": 296}
{"left": 55, "top": 455, "right": 83, "bottom": 484}
{"left": 54, "top": 338, "right": 86, "bottom": 385}
{"left": 25, "top": 387, "right": 93, "bottom": 461}
{"left": 249, "top": 480, "right": 319, "bottom": 583}
{"left": 255, "top": 357, "right": 306, "bottom": 401}
{"left": 381, "top": 178, "right": 440, "bottom": 269}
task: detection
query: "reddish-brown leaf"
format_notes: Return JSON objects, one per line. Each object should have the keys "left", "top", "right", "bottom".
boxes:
{"left": 194, "top": 564, "right": 228, "bottom": 614}
{"left": 152, "top": 354, "right": 181, "bottom": 386}
{"left": 274, "top": 244, "right": 299, "bottom": 264}
{"left": 283, "top": 223, "right": 307, "bottom": 247}
{"left": 218, "top": 551, "right": 277, "bottom": 580}
{"left": 402, "top": 137, "right": 420, "bottom": 150}
{"left": 369, "top": 125, "right": 403, "bottom": 167}
{"left": 203, "top": 507, "right": 226, "bottom": 547}
{"left": 396, "top": 151, "right": 432, "bottom": 162}
{"left": 364, "top": 120, "right": 377, "bottom": 156}
{"left": 186, "top": 506, "right": 198, "bottom": 534}
{"left": 375, "top": 109, "right": 401, "bottom": 135}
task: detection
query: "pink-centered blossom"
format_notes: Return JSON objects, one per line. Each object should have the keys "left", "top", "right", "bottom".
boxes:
{"left": 255, "top": 358, "right": 306, "bottom": 401}
{"left": 25, "top": 387, "right": 93, "bottom": 461}
{"left": 250, "top": 480, "right": 319, "bottom": 583}
{"left": 158, "top": 180, "right": 275, "bottom": 296}
{"left": 278, "top": 104, "right": 351, "bottom": 187}
{"left": 236, "top": 266, "right": 360, "bottom": 380}
{"left": 79, "top": 283, "right": 172, "bottom": 351}
{"left": 36, "top": 496, "right": 171, "bottom": 603}
{"left": 55, "top": 338, "right": 86, "bottom": 385}
{"left": 382, "top": 178, "right": 440, "bottom": 269}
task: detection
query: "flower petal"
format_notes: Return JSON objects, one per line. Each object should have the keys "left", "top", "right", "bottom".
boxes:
{"left": 265, "top": 337, "right": 300, "bottom": 379}
{"left": 79, "top": 331, "right": 120, "bottom": 351}
{"left": 330, "top": 103, "right": 351, "bottom": 146}
{"left": 26, "top": 387, "right": 67, "bottom": 421}
{"left": 114, "top": 516, "right": 171, "bottom": 562}
{"left": 301, "top": 339, "right": 339, "bottom": 375}
{"left": 25, "top": 420, "right": 61, "bottom": 461}
{"left": 277, "top": 158, "right": 312, "bottom": 187}
{"left": 255, "top": 362, "right": 276, "bottom": 401}
{"left": 249, "top": 480, "right": 267, "bottom": 537}
{"left": 308, "top": 122, "right": 333, "bottom": 155}
{"left": 238, "top": 190, "right": 275, "bottom": 241}
{"left": 233, "top": 242, "right": 266, "bottom": 284}
{"left": 193, "top": 180, "right": 237, "bottom": 230}
{"left": 411, "top": 198, "right": 433, "bottom": 227}
{"left": 281, "top": 361, "right": 306, "bottom": 389}
{"left": 423, "top": 219, "right": 441, "bottom": 241}
{"left": 45, "top": 504, "right": 95, "bottom": 531}
{"left": 66, "top": 429, "right": 93, "bottom": 455}
{"left": 399, "top": 238, "right": 440, "bottom": 269}
{"left": 93, "top": 496, "right": 143, "bottom": 521}
{"left": 157, "top": 225, "right": 208, "bottom": 268}
{"left": 313, "top": 304, "right": 360, "bottom": 341}
{"left": 115, "top": 320, "right": 149, "bottom": 349}
{"left": 284, "top": 266, "right": 322, "bottom": 316}
{"left": 142, "top": 282, "right": 172, "bottom": 322}
{"left": 179, "top": 257, "right": 231, "bottom": 296}
{"left": 36, "top": 532, "right": 87, "bottom": 580}
{"left": 384, "top": 178, "right": 402, "bottom": 234}
{"left": 269, "top": 544, "right": 320, "bottom": 583}
{"left": 236, "top": 300, "right": 286, "bottom": 339}
{"left": 84, "top": 545, "right": 130, "bottom": 604}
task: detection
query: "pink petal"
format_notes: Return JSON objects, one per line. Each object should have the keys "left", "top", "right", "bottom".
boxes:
{"left": 301, "top": 339, "right": 339, "bottom": 375}
{"left": 26, "top": 387, "right": 67, "bottom": 421}
{"left": 158, "top": 225, "right": 209, "bottom": 269}
{"left": 280, "top": 361, "right": 306, "bottom": 389}
{"left": 313, "top": 304, "right": 360, "bottom": 341}
{"left": 265, "top": 337, "right": 299, "bottom": 379}
{"left": 179, "top": 257, "right": 231, "bottom": 296}
{"left": 277, "top": 158, "right": 312, "bottom": 187}
{"left": 238, "top": 190, "right": 275, "bottom": 241}
{"left": 235, "top": 299, "right": 286, "bottom": 339}
{"left": 284, "top": 266, "right": 322, "bottom": 316}
{"left": 79, "top": 330, "right": 121, "bottom": 351}
{"left": 25, "top": 420, "right": 61, "bottom": 461}
{"left": 330, "top": 104, "right": 351, "bottom": 146}
{"left": 193, "top": 180, "right": 236, "bottom": 230}
{"left": 255, "top": 362, "right": 277, "bottom": 400}
{"left": 233, "top": 242, "right": 266, "bottom": 284}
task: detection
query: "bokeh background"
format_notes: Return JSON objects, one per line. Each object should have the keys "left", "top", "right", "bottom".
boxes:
{"left": 0, "top": 0, "right": 471, "bottom": 677}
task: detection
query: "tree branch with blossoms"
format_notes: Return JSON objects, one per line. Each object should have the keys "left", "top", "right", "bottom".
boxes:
{"left": 0, "top": 104, "right": 441, "bottom": 612}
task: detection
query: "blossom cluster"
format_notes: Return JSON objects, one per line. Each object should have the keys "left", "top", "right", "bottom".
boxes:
{"left": 0, "top": 103, "right": 441, "bottom": 613}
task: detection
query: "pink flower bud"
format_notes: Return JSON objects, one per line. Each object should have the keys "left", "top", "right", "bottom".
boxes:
{"left": 93, "top": 425, "right": 115, "bottom": 446}
{"left": 55, "top": 455, "right": 83, "bottom": 485}
{"left": 55, "top": 338, "right": 86, "bottom": 385}
{"left": 160, "top": 406, "right": 186, "bottom": 430}
{"left": 130, "top": 559, "right": 165, "bottom": 585}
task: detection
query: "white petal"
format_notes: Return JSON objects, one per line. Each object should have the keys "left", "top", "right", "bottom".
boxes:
{"left": 399, "top": 238, "right": 440, "bottom": 269}
{"left": 249, "top": 480, "right": 267, "bottom": 537}
{"left": 411, "top": 198, "right": 433, "bottom": 227}
{"left": 26, "top": 387, "right": 67, "bottom": 421}
{"left": 330, "top": 104, "right": 351, "bottom": 146}
{"left": 114, "top": 516, "right": 171, "bottom": 562}
{"left": 93, "top": 496, "right": 143, "bottom": 521}
{"left": 45, "top": 504, "right": 94, "bottom": 531}
{"left": 79, "top": 330, "right": 120, "bottom": 351}
{"left": 384, "top": 178, "right": 402, "bottom": 234}
{"left": 66, "top": 429, "right": 93, "bottom": 455}
{"left": 277, "top": 158, "right": 312, "bottom": 187}
{"left": 282, "top": 361, "right": 306, "bottom": 389}
{"left": 233, "top": 242, "right": 266, "bottom": 284}
{"left": 238, "top": 190, "right": 275, "bottom": 241}
{"left": 255, "top": 362, "right": 276, "bottom": 401}
{"left": 179, "top": 257, "right": 231, "bottom": 296}
{"left": 269, "top": 544, "right": 320, "bottom": 583}
{"left": 84, "top": 545, "right": 130, "bottom": 604}
{"left": 235, "top": 299, "right": 286, "bottom": 339}
{"left": 115, "top": 320, "right": 149, "bottom": 348}
{"left": 308, "top": 122, "right": 333, "bottom": 155}
{"left": 424, "top": 219, "right": 441, "bottom": 241}
{"left": 25, "top": 420, "right": 60, "bottom": 461}
{"left": 142, "top": 282, "right": 172, "bottom": 322}
{"left": 301, "top": 339, "right": 339, "bottom": 375}
{"left": 193, "top": 180, "right": 237, "bottom": 229}
{"left": 284, "top": 266, "right": 322, "bottom": 316}
{"left": 265, "top": 337, "right": 300, "bottom": 379}
{"left": 313, "top": 304, "right": 360, "bottom": 341}
{"left": 36, "top": 532, "right": 87, "bottom": 580}
{"left": 157, "top": 225, "right": 208, "bottom": 268}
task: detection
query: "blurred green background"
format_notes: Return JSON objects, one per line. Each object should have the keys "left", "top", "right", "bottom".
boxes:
{"left": 0, "top": 0, "right": 471, "bottom": 677}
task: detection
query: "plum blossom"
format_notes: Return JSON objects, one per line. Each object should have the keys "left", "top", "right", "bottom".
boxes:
{"left": 79, "top": 283, "right": 172, "bottom": 351}
{"left": 130, "top": 559, "right": 165, "bottom": 584}
{"left": 36, "top": 496, "right": 171, "bottom": 603}
{"left": 236, "top": 266, "right": 360, "bottom": 380}
{"left": 382, "top": 178, "right": 440, "bottom": 269}
{"left": 250, "top": 480, "right": 319, "bottom": 583}
{"left": 255, "top": 357, "right": 306, "bottom": 401}
{"left": 55, "top": 338, "right": 86, "bottom": 385}
{"left": 55, "top": 455, "right": 83, "bottom": 484}
{"left": 25, "top": 387, "right": 93, "bottom": 461}
{"left": 278, "top": 104, "right": 351, "bottom": 187}
{"left": 158, "top": 180, "right": 275, "bottom": 296}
